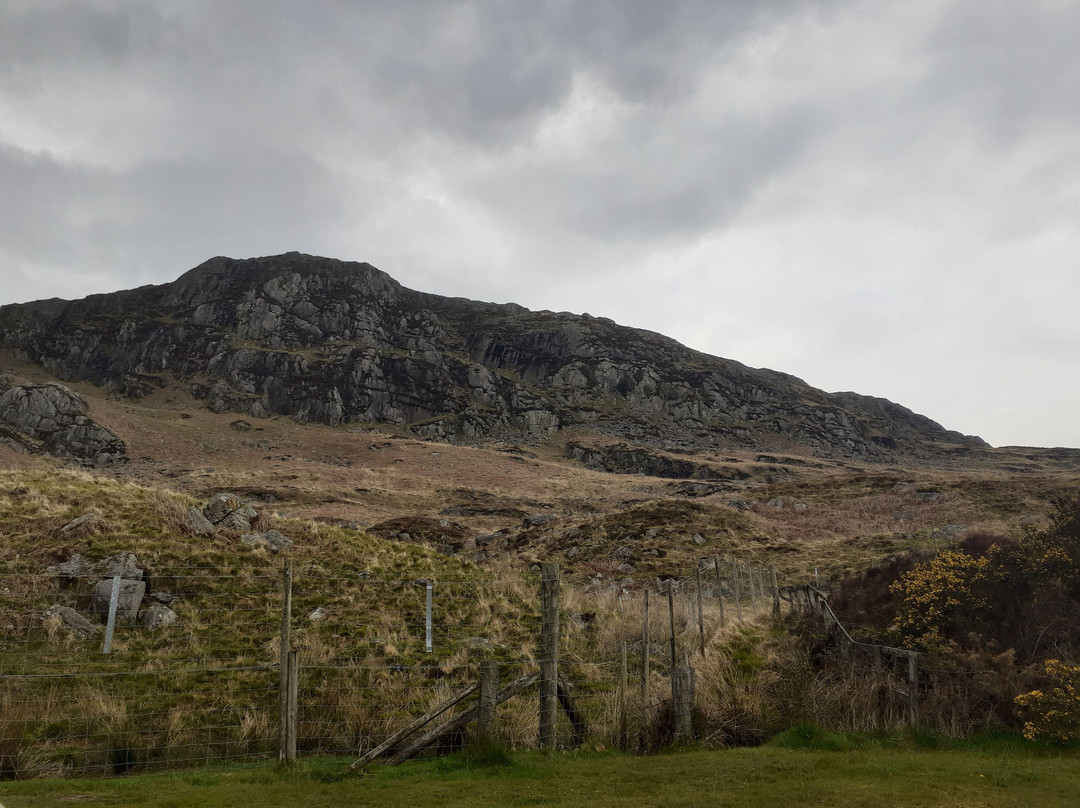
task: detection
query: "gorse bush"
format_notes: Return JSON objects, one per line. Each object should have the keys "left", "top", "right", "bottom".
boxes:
{"left": 887, "top": 497, "right": 1080, "bottom": 660}
{"left": 813, "top": 498, "right": 1080, "bottom": 738}
{"left": 1015, "top": 659, "right": 1080, "bottom": 743}
{"left": 890, "top": 550, "right": 988, "bottom": 646}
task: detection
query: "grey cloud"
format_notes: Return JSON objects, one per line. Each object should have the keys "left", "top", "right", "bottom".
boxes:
{"left": 923, "top": 1, "right": 1080, "bottom": 145}
{"left": 2, "top": 0, "right": 1079, "bottom": 447}
{"left": 0, "top": 2, "right": 169, "bottom": 72}
{"left": 0, "top": 142, "right": 366, "bottom": 302}
{"left": 471, "top": 105, "right": 819, "bottom": 244}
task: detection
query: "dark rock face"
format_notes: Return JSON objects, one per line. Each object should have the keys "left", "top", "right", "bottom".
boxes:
{"left": 0, "top": 252, "right": 987, "bottom": 459}
{"left": 566, "top": 441, "right": 752, "bottom": 480}
{"left": 0, "top": 382, "right": 126, "bottom": 465}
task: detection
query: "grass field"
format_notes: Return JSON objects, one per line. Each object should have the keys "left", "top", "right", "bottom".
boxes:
{"left": 2, "top": 739, "right": 1077, "bottom": 808}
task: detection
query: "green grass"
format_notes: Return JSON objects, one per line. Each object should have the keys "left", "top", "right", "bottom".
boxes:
{"left": 0, "top": 469, "right": 550, "bottom": 776}
{"left": 1, "top": 745, "right": 1078, "bottom": 808}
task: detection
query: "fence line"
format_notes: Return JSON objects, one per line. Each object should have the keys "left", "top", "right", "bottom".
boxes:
{"left": 2, "top": 553, "right": 1008, "bottom": 778}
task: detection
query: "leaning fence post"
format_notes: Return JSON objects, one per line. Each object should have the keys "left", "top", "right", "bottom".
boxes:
{"left": 278, "top": 559, "right": 293, "bottom": 764}
{"left": 770, "top": 565, "right": 780, "bottom": 616}
{"left": 477, "top": 660, "right": 498, "bottom": 745}
{"left": 539, "top": 563, "right": 560, "bottom": 749}
{"left": 102, "top": 574, "right": 122, "bottom": 655}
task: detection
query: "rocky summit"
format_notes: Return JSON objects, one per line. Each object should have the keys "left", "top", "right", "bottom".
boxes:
{"left": 0, "top": 252, "right": 984, "bottom": 461}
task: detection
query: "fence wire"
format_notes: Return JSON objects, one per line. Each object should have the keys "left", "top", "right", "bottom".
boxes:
{"left": 3, "top": 556, "right": 1015, "bottom": 779}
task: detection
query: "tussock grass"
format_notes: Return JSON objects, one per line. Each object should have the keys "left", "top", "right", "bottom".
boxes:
{"left": 0, "top": 468, "right": 545, "bottom": 777}
{"left": 2, "top": 456, "right": 1076, "bottom": 779}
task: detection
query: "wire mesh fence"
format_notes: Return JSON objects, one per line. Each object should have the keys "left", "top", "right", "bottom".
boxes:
{"left": 0, "top": 563, "right": 555, "bottom": 777}
{"left": 0, "top": 556, "right": 775, "bottom": 777}
{"left": 1, "top": 554, "right": 1009, "bottom": 779}
{"left": 0, "top": 567, "right": 281, "bottom": 777}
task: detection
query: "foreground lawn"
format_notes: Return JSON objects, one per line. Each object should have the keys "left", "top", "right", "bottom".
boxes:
{"left": 2, "top": 743, "right": 1077, "bottom": 808}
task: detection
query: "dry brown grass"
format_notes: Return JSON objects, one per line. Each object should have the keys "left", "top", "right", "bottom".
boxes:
{"left": 3, "top": 360, "right": 1079, "bottom": 771}
{"left": 0, "top": 689, "right": 32, "bottom": 778}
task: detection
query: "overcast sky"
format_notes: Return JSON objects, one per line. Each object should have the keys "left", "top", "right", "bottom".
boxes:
{"left": 2, "top": 1, "right": 1078, "bottom": 448}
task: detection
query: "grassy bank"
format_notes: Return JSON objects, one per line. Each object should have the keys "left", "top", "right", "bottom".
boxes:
{"left": 2, "top": 741, "right": 1077, "bottom": 808}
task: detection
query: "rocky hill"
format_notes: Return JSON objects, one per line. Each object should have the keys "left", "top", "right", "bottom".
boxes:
{"left": 0, "top": 252, "right": 985, "bottom": 461}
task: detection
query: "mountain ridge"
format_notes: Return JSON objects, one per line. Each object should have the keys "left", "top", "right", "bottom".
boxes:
{"left": 0, "top": 252, "right": 986, "bottom": 461}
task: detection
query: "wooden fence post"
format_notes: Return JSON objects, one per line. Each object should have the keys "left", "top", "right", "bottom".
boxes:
{"left": 641, "top": 589, "right": 650, "bottom": 697}
{"left": 712, "top": 557, "right": 725, "bottom": 629}
{"left": 695, "top": 566, "right": 705, "bottom": 657}
{"left": 731, "top": 558, "right": 743, "bottom": 622}
{"left": 539, "top": 563, "right": 560, "bottom": 749}
{"left": 278, "top": 559, "right": 293, "bottom": 764}
{"left": 286, "top": 649, "right": 299, "bottom": 763}
{"left": 477, "top": 660, "right": 498, "bottom": 745}
{"left": 667, "top": 580, "right": 677, "bottom": 671}
{"left": 672, "top": 665, "right": 694, "bottom": 742}
{"left": 771, "top": 566, "right": 780, "bottom": 616}
{"left": 908, "top": 653, "right": 919, "bottom": 732}
{"left": 619, "top": 640, "right": 629, "bottom": 750}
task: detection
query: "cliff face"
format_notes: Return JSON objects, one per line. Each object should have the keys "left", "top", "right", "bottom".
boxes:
{"left": 0, "top": 378, "right": 126, "bottom": 465}
{"left": 0, "top": 252, "right": 985, "bottom": 459}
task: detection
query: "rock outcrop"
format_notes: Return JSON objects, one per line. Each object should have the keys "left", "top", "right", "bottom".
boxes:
{"left": 566, "top": 441, "right": 752, "bottom": 480}
{"left": 46, "top": 553, "right": 96, "bottom": 583}
{"left": 203, "top": 493, "right": 257, "bottom": 531}
{"left": 0, "top": 382, "right": 126, "bottom": 465}
{"left": 0, "top": 252, "right": 987, "bottom": 460}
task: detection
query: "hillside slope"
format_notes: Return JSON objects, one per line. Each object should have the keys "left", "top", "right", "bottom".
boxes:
{"left": 0, "top": 252, "right": 985, "bottom": 460}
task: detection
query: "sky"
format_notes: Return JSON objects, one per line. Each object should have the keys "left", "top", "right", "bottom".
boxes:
{"left": 2, "top": 1, "right": 1078, "bottom": 449}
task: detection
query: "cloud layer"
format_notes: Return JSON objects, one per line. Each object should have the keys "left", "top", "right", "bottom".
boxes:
{"left": 3, "top": 0, "right": 1078, "bottom": 447}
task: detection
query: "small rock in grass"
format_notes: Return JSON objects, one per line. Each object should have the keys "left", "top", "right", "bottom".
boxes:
{"left": 42, "top": 605, "right": 100, "bottom": 639}
{"left": 139, "top": 603, "right": 177, "bottom": 629}
{"left": 240, "top": 529, "right": 294, "bottom": 553}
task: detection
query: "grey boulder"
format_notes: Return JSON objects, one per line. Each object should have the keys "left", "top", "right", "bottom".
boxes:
{"left": 138, "top": 603, "right": 178, "bottom": 629}
{"left": 240, "top": 529, "right": 293, "bottom": 553}
{"left": 43, "top": 605, "right": 100, "bottom": 639}
{"left": 91, "top": 578, "right": 146, "bottom": 622}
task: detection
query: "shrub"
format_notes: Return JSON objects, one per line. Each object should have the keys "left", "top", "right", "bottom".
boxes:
{"left": 1015, "top": 659, "right": 1080, "bottom": 743}
{"left": 890, "top": 550, "right": 988, "bottom": 646}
